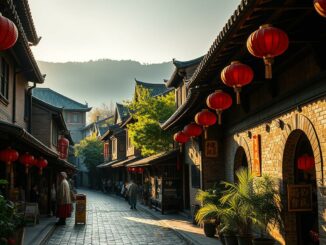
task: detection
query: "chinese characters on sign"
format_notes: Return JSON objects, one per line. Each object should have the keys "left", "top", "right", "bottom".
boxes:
{"left": 287, "top": 184, "right": 312, "bottom": 212}
{"left": 205, "top": 140, "right": 218, "bottom": 157}
{"left": 252, "top": 134, "right": 261, "bottom": 176}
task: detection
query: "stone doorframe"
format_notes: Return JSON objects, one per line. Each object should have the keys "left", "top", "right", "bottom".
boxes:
{"left": 280, "top": 113, "right": 324, "bottom": 244}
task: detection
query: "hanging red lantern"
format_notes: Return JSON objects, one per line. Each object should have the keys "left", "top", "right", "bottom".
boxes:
{"left": 0, "top": 147, "right": 19, "bottom": 171}
{"left": 19, "top": 152, "right": 35, "bottom": 174}
{"left": 137, "top": 167, "right": 144, "bottom": 174}
{"left": 58, "top": 135, "right": 69, "bottom": 160}
{"left": 221, "top": 61, "right": 254, "bottom": 104}
{"left": 195, "top": 109, "right": 217, "bottom": 138}
{"left": 297, "top": 154, "right": 315, "bottom": 172}
{"left": 247, "top": 24, "right": 289, "bottom": 79}
{"left": 206, "top": 90, "right": 232, "bottom": 125}
{"left": 183, "top": 123, "right": 203, "bottom": 138}
{"left": 0, "top": 14, "right": 18, "bottom": 51}
{"left": 314, "top": 0, "right": 326, "bottom": 17}
{"left": 131, "top": 167, "right": 136, "bottom": 173}
{"left": 36, "top": 157, "right": 48, "bottom": 175}
{"left": 174, "top": 131, "right": 190, "bottom": 152}
{"left": 0, "top": 147, "right": 19, "bottom": 188}
{"left": 127, "top": 167, "right": 131, "bottom": 172}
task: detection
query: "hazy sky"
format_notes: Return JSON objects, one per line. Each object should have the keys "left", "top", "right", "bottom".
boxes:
{"left": 29, "top": 0, "right": 240, "bottom": 63}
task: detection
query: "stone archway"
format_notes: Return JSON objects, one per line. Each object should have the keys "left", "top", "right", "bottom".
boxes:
{"left": 280, "top": 114, "right": 323, "bottom": 244}
{"left": 233, "top": 136, "right": 251, "bottom": 181}
{"left": 234, "top": 146, "right": 249, "bottom": 179}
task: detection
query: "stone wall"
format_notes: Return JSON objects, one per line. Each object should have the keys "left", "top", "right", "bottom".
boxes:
{"left": 224, "top": 97, "right": 326, "bottom": 244}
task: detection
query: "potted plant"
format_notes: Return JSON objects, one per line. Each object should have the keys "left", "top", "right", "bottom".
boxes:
{"left": 250, "top": 175, "right": 281, "bottom": 245}
{"left": 0, "top": 195, "right": 25, "bottom": 245}
{"left": 220, "top": 168, "right": 254, "bottom": 245}
{"left": 195, "top": 189, "right": 219, "bottom": 237}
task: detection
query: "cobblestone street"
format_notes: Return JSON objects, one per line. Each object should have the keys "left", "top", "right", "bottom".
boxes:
{"left": 46, "top": 189, "right": 187, "bottom": 245}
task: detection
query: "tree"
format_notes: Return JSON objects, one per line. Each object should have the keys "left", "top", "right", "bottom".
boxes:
{"left": 74, "top": 133, "right": 103, "bottom": 188}
{"left": 88, "top": 102, "right": 115, "bottom": 123}
{"left": 126, "top": 86, "right": 176, "bottom": 156}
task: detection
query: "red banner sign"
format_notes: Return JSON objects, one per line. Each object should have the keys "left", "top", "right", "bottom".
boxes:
{"left": 252, "top": 134, "right": 261, "bottom": 176}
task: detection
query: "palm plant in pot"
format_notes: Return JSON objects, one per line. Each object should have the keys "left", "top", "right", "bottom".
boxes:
{"left": 220, "top": 168, "right": 254, "bottom": 245}
{"left": 195, "top": 189, "right": 220, "bottom": 237}
{"left": 250, "top": 175, "right": 282, "bottom": 245}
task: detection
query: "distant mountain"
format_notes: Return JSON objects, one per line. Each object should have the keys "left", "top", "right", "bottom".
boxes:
{"left": 37, "top": 59, "right": 174, "bottom": 108}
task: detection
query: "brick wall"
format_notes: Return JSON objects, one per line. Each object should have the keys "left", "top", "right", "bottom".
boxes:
{"left": 224, "top": 98, "right": 326, "bottom": 244}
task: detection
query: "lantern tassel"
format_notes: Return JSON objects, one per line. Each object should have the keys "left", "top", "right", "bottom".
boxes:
{"left": 263, "top": 57, "right": 273, "bottom": 79}
{"left": 179, "top": 143, "right": 183, "bottom": 153}
{"left": 25, "top": 166, "right": 29, "bottom": 174}
{"left": 216, "top": 111, "right": 222, "bottom": 125}
{"left": 39, "top": 168, "right": 43, "bottom": 175}
{"left": 234, "top": 87, "right": 241, "bottom": 104}
{"left": 204, "top": 127, "right": 208, "bottom": 139}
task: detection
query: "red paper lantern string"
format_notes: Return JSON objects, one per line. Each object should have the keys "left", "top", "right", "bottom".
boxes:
{"left": 195, "top": 109, "right": 217, "bottom": 138}
{"left": 36, "top": 157, "right": 48, "bottom": 175}
{"left": 174, "top": 131, "right": 190, "bottom": 152}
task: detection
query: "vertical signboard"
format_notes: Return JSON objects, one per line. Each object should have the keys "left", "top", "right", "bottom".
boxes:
{"left": 75, "top": 194, "right": 86, "bottom": 224}
{"left": 252, "top": 134, "right": 261, "bottom": 176}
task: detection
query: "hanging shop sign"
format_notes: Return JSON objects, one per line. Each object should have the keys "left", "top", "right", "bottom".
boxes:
{"left": 287, "top": 184, "right": 312, "bottom": 212}
{"left": 252, "top": 134, "right": 261, "bottom": 177}
{"left": 75, "top": 194, "right": 87, "bottom": 224}
{"left": 205, "top": 140, "right": 218, "bottom": 158}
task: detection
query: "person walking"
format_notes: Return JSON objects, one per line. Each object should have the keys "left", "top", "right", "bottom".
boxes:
{"left": 127, "top": 180, "right": 138, "bottom": 210}
{"left": 56, "top": 172, "right": 72, "bottom": 225}
{"left": 50, "top": 184, "right": 56, "bottom": 216}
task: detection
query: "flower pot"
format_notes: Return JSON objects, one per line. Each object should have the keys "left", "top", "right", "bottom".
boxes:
{"left": 223, "top": 234, "right": 238, "bottom": 245}
{"left": 203, "top": 222, "right": 216, "bottom": 237}
{"left": 237, "top": 235, "right": 252, "bottom": 245}
{"left": 252, "top": 238, "right": 275, "bottom": 245}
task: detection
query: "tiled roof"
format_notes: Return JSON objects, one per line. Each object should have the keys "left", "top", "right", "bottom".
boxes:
{"left": 166, "top": 56, "right": 203, "bottom": 88}
{"left": 15, "top": 0, "right": 40, "bottom": 45}
{"left": 127, "top": 149, "right": 178, "bottom": 167}
{"left": 98, "top": 126, "right": 109, "bottom": 136}
{"left": 32, "top": 88, "right": 91, "bottom": 111}
{"left": 135, "top": 79, "right": 172, "bottom": 97}
{"left": 173, "top": 56, "right": 204, "bottom": 69}
{"left": 116, "top": 103, "right": 130, "bottom": 121}
{"left": 4, "top": 0, "right": 44, "bottom": 83}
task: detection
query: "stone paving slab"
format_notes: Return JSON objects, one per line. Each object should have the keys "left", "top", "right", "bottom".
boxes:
{"left": 45, "top": 189, "right": 187, "bottom": 245}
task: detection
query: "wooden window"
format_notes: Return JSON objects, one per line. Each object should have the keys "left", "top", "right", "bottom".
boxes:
{"left": 0, "top": 57, "right": 9, "bottom": 100}
{"left": 67, "top": 112, "right": 82, "bottom": 123}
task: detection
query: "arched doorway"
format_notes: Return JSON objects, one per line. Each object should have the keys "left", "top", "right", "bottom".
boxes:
{"left": 234, "top": 146, "right": 248, "bottom": 181}
{"left": 282, "top": 129, "right": 319, "bottom": 245}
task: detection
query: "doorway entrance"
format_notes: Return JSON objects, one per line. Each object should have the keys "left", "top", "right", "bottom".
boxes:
{"left": 282, "top": 129, "right": 319, "bottom": 245}
{"left": 234, "top": 146, "right": 248, "bottom": 181}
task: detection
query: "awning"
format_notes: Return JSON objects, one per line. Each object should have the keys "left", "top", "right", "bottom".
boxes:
{"left": 0, "top": 120, "right": 76, "bottom": 171}
{"left": 111, "top": 156, "right": 140, "bottom": 168}
{"left": 96, "top": 159, "right": 120, "bottom": 168}
{"left": 126, "top": 150, "right": 178, "bottom": 167}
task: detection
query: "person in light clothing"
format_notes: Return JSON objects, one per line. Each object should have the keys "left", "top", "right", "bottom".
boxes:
{"left": 56, "top": 172, "right": 72, "bottom": 225}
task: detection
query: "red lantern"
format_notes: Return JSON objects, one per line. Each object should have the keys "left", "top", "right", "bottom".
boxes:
{"left": 131, "top": 167, "right": 136, "bottom": 173}
{"left": 247, "top": 24, "right": 289, "bottom": 79}
{"left": 314, "top": 0, "right": 326, "bottom": 17}
{"left": 58, "top": 135, "right": 69, "bottom": 160}
{"left": 183, "top": 123, "right": 202, "bottom": 138}
{"left": 19, "top": 152, "right": 35, "bottom": 174}
{"left": 174, "top": 131, "right": 190, "bottom": 152}
{"left": 0, "top": 147, "right": 19, "bottom": 188}
{"left": 195, "top": 109, "right": 217, "bottom": 138}
{"left": 221, "top": 61, "right": 254, "bottom": 104}
{"left": 36, "top": 157, "right": 48, "bottom": 175}
{"left": 297, "top": 154, "right": 315, "bottom": 172}
{"left": 137, "top": 167, "right": 144, "bottom": 174}
{"left": 0, "top": 14, "right": 18, "bottom": 51}
{"left": 0, "top": 147, "right": 19, "bottom": 168}
{"left": 206, "top": 90, "right": 232, "bottom": 125}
